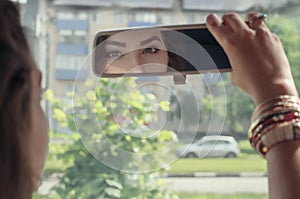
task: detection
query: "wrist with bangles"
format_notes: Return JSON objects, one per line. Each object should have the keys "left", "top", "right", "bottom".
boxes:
{"left": 248, "top": 95, "right": 300, "bottom": 158}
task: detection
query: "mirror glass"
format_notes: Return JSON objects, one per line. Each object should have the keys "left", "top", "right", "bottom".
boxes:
{"left": 93, "top": 25, "right": 231, "bottom": 77}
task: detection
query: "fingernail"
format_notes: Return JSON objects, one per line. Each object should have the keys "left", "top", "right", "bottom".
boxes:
{"left": 206, "top": 14, "right": 218, "bottom": 26}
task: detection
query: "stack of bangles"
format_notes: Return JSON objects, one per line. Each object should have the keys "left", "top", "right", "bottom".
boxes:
{"left": 248, "top": 95, "right": 300, "bottom": 158}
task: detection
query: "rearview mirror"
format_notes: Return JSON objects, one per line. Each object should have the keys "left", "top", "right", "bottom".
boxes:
{"left": 93, "top": 24, "right": 231, "bottom": 79}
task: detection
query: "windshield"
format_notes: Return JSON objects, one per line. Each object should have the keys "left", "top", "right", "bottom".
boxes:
{"left": 15, "top": 0, "right": 300, "bottom": 198}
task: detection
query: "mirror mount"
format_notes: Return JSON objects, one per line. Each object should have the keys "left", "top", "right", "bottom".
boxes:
{"left": 173, "top": 75, "right": 186, "bottom": 85}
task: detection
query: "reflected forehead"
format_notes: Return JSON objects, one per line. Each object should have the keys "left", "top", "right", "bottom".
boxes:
{"left": 105, "top": 30, "right": 163, "bottom": 46}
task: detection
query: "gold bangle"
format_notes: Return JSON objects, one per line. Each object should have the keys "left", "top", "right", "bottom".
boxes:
{"left": 257, "top": 121, "right": 300, "bottom": 157}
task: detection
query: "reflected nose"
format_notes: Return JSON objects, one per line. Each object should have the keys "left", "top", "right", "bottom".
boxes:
{"left": 124, "top": 51, "right": 145, "bottom": 73}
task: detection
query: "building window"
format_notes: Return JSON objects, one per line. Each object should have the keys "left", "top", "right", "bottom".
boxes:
{"left": 127, "top": 12, "right": 159, "bottom": 27}
{"left": 57, "top": 11, "right": 88, "bottom": 20}
{"left": 131, "top": 12, "right": 157, "bottom": 23}
{"left": 161, "top": 14, "right": 172, "bottom": 24}
{"left": 62, "top": 84, "right": 76, "bottom": 96}
{"left": 114, "top": 12, "right": 123, "bottom": 24}
{"left": 58, "top": 30, "right": 72, "bottom": 36}
{"left": 58, "top": 30, "right": 87, "bottom": 43}
{"left": 77, "top": 12, "right": 88, "bottom": 20}
{"left": 74, "top": 30, "right": 87, "bottom": 37}
{"left": 58, "top": 34, "right": 87, "bottom": 43}
{"left": 57, "top": 12, "right": 74, "bottom": 20}
{"left": 187, "top": 14, "right": 195, "bottom": 23}
{"left": 56, "top": 55, "right": 85, "bottom": 70}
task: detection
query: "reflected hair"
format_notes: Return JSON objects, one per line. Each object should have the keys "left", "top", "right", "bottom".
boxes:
{"left": 95, "top": 35, "right": 108, "bottom": 75}
{"left": 160, "top": 31, "right": 193, "bottom": 72}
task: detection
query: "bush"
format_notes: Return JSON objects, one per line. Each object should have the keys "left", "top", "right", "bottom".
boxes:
{"left": 38, "top": 78, "right": 179, "bottom": 199}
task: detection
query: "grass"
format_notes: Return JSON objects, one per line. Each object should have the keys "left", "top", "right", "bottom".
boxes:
{"left": 168, "top": 158, "right": 266, "bottom": 173}
{"left": 45, "top": 140, "right": 267, "bottom": 175}
{"left": 167, "top": 140, "right": 267, "bottom": 173}
{"left": 176, "top": 193, "right": 268, "bottom": 199}
{"left": 239, "top": 140, "right": 257, "bottom": 156}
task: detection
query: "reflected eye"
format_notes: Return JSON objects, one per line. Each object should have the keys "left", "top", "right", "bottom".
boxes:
{"left": 142, "top": 47, "right": 160, "bottom": 54}
{"left": 106, "top": 51, "right": 122, "bottom": 58}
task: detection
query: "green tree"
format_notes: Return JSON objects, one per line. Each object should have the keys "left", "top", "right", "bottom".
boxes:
{"left": 36, "top": 78, "right": 179, "bottom": 199}
{"left": 268, "top": 15, "right": 300, "bottom": 91}
{"left": 201, "top": 77, "right": 253, "bottom": 136}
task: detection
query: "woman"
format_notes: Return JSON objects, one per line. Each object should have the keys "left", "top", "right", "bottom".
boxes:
{"left": 95, "top": 29, "right": 169, "bottom": 75}
{"left": 1, "top": 1, "right": 299, "bottom": 198}
{"left": 206, "top": 12, "right": 300, "bottom": 198}
{"left": 0, "top": 1, "right": 48, "bottom": 198}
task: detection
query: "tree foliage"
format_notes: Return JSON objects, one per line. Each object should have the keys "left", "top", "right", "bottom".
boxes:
{"left": 37, "top": 78, "right": 179, "bottom": 199}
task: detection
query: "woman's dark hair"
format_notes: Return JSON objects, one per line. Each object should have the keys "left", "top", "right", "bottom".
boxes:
{"left": 0, "top": 0, "right": 35, "bottom": 198}
{"left": 95, "top": 34, "right": 108, "bottom": 75}
{"left": 160, "top": 31, "right": 194, "bottom": 72}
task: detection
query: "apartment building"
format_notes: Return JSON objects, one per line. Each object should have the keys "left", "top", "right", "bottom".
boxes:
{"left": 21, "top": 0, "right": 281, "bottom": 134}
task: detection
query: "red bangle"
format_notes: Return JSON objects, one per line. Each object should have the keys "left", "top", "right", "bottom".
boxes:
{"left": 255, "top": 120, "right": 300, "bottom": 157}
{"left": 249, "top": 95, "right": 300, "bottom": 158}
{"left": 252, "top": 95, "right": 300, "bottom": 121}
{"left": 253, "top": 111, "right": 300, "bottom": 137}
{"left": 252, "top": 117, "right": 300, "bottom": 150}
{"left": 252, "top": 101, "right": 300, "bottom": 122}
{"left": 249, "top": 108, "right": 300, "bottom": 140}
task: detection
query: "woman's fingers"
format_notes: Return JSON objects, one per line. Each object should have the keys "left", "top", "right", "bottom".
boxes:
{"left": 245, "top": 12, "right": 268, "bottom": 30}
{"left": 206, "top": 12, "right": 298, "bottom": 104}
{"left": 206, "top": 13, "right": 254, "bottom": 51}
{"left": 222, "top": 13, "right": 249, "bottom": 32}
{"left": 206, "top": 14, "right": 231, "bottom": 50}
{"left": 206, "top": 14, "right": 223, "bottom": 38}
{"left": 245, "top": 12, "right": 260, "bottom": 23}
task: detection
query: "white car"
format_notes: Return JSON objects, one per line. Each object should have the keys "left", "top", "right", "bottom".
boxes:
{"left": 176, "top": 136, "right": 240, "bottom": 158}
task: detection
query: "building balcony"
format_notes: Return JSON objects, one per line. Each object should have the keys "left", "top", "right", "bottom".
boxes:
{"left": 56, "top": 69, "right": 88, "bottom": 80}
{"left": 56, "top": 43, "right": 88, "bottom": 55}
{"left": 56, "top": 19, "right": 89, "bottom": 30}
{"left": 128, "top": 21, "right": 157, "bottom": 27}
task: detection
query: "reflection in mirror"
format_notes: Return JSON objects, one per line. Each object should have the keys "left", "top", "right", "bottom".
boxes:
{"left": 103, "top": 30, "right": 169, "bottom": 74}
{"left": 93, "top": 25, "right": 231, "bottom": 77}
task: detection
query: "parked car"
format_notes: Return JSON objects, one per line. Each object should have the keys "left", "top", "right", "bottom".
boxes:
{"left": 176, "top": 135, "right": 240, "bottom": 158}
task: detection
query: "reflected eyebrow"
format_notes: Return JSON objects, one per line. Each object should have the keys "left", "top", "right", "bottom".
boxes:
{"left": 140, "top": 35, "right": 162, "bottom": 46}
{"left": 105, "top": 40, "right": 126, "bottom": 47}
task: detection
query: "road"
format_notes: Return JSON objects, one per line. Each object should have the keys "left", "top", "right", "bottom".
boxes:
{"left": 164, "top": 177, "right": 268, "bottom": 194}
{"left": 39, "top": 176, "right": 268, "bottom": 195}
